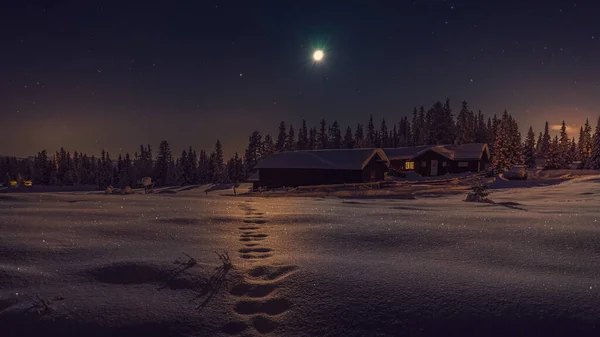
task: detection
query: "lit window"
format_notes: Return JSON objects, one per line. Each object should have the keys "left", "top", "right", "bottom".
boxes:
{"left": 458, "top": 162, "right": 468, "bottom": 167}
{"left": 421, "top": 161, "right": 427, "bottom": 167}
{"left": 370, "top": 171, "right": 376, "bottom": 180}
{"left": 442, "top": 161, "right": 448, "bottom": 167}
{"left": 405, "top": 161, "right": 415, "bottom": 170}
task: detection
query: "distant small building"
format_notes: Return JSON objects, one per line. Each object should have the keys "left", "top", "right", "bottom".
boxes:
{"left": 385, "top": 143, "right": 491, "bottom": 176}
{"left": 252, "top": 148, "right": 390, "bottom": 188}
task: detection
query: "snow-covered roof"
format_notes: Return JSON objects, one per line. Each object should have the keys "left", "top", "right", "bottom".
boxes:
{"left": 383, "top": 146, "right": 434, "bottom": 160}
{"left": 254, "top": 148, "right": 389, "bottom": 170}
{"left": 385, "top": 143, "right": 489, "bottom": 161}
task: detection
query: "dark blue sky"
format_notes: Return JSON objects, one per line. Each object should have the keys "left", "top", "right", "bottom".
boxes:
{"left": 1, "top": 0, "right": 600, "bottom": 157}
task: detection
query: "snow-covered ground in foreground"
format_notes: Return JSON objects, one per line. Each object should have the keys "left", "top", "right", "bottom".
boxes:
{"left": 1, "top": 177, "right": 600, "bottom": 336}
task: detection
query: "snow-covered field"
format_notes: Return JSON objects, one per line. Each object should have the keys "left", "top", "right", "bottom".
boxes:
{"left": 1, "top": 177, "right": 600, "bottom": 336}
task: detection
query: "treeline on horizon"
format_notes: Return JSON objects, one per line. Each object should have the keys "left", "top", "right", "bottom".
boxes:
{"left": 2, "top": 98, "right": 600, "bottom": 189}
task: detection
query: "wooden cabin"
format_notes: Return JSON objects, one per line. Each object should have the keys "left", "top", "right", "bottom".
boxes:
{"left": 384, "top": 143, "right": 490, "bottom": 177}
{"left": 252, "top": 148, "right": 390, "bottom": 188}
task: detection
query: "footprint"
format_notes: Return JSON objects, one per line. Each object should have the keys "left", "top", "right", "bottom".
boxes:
{"left": 234, "top": 298, "right": 291, "bottom": 316}
{"left": 230, "top": 282, "right": 277, "bottom": 298}
{"left": 243, "top": 219, "right": 267, "bottom": 224}
{"left": 240, "top": 237, "right": 266, "bottom": 242}
{"left": 239, "top": 247, "right": 272, "bottom": 253}
{"left": 240, "top": 233, "right": 268, "bottom": 238}
{"left": 241, "top": 231, "right": 257, "bottom": 235}
{"left": 252, "top": 315, "right": 278, "bottom": 334}
{"left": 240, "top": 253, "right": 272, "bottom": 259}
{"left": 248, "top": 265, "right": 298, "bottom": 281}
{"left": 245, "top": 243, "right": 260, "bottom": 247}
{"left": 221, "top": 321, "right": 249, "bottom": 335}
{"left": 238, "top": 226, "right": 259, "bottom": 230}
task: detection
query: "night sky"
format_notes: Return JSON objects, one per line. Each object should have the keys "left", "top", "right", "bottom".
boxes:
{"left": 2, "top": 1, "right": 600, "bottom": 158}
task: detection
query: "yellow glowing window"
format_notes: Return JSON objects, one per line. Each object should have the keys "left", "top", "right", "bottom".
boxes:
{"left": 405, "top": 161, "right": 415, "bottom": 170}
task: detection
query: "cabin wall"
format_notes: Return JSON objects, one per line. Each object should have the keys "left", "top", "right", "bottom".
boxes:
{"left": 362, "top": 159, "right": 388, "bottom": 181}
{"left": 257, "top": 168, "right": 364, "bottom": 188}
{"left": 412, "top": 151, "right": 451, "bottom": 176}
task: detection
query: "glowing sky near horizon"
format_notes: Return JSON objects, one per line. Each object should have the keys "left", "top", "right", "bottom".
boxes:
{"left": 1, "top": 1, "right": 600, "bottom": 158}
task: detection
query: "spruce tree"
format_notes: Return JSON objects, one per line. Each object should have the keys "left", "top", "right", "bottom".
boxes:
{"left": 329, "top": 121, "right": 342, "bottom": 149}
{"left": 456, "top": 101, "right": 474, "bottom": 145}
{"left": 379, "top": 118, "right": 389, "bottom": 148}
{"left": 245, "top": 131, "right": 263, "bottom": 177}
{"left": 417, "top": 106, "right": 426, "bottom": 145}
{"left": 298, "top": 119, "right": 309, "bottom": 150}
{"left": 392, "top": 124, "right": 399, "bottom": 147}
{"left": 535, "top": 132, "right": 543, "bottom": 158}
{"left": 580, "top": 119, "right": 593, "bottom": 166}
{"left": 558, "top": 120, "right": 571, "bottom": 168}
{"left": 545, "top": 136, "right": 560, "bottom": 169}
{"left": 366, "top": 115, "right": 376, "bottom": 147}
{"left": 318, "top": 119, "right": 328, "bottom": 149}
{"left": 155, "top": 141, "right": 173, "bottom": 186}
{"left": 262, "top": 134, "right": 275, "bottom": 157}
{"left": 524, "top": 126, "right": 536, "bottom": 168}
{"left": 286, "top": 125, "right": 296, "bottom": 151}
{"left": 308, "top": 128, "right": 317, "bottom": 150}
{"left": 411, "top": 107, "right": 419, "bottom": 145}
{"left": 589, "top": 115, "right": 600, "bottom": 169}
{"left": 275, "top": 121, "right": 287, "bottom": 152}
{"left": 354, "top": 123, "right": 365, "bottom": 148}
{"left": 570, "top": 138, "right": 577, "bottom": 166}
{"left": 343, "top": 126, "right": 355, "bottom": 149}
{"left": 541, "top": 121, "right": 551, "bottom": 159}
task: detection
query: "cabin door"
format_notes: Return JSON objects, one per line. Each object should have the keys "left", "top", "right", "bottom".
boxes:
{"left": 430, "top": 160, "right": 438, "bottom": 176}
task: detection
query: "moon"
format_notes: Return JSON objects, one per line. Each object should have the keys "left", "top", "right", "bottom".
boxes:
{"left": 313, "top": 50, "right": 324, "bottom": 62}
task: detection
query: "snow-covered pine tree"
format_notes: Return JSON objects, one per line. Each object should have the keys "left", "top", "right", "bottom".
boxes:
{"left": 214, "top": 139, "right": 225, "bottom": 182}
{"left": 262, "top": 134, "right": 274, "bottom": 157}
{"left": 308, "top": 127, "right": 317, "bottom": 150}
{"left": 455, "top": 101, "right": 474, "bottom": 145}
{"left": 343, "top": 126, "right": 355, "bottom": 149}
{"left": 589, "top": 115, "right": 600, "bottom": 169}
{"left": 418, "top": 106, "right": 426, "bottom": 145}
{"left": 366, "top": 115, "right": 376, "bottom": 148}
{"left": 558, "top": 120, "right": 571, "bottom": 168}
{"left": 275, "top": 121, "right": 287, "bottom": 152}
{"left": 379, "top": 118, "right": 389, "bottom": 148}
{"left": 244, "top": 131, "right": 262, "bottom": 177}
{"left": 354, "top": 123, "right": 365, "bottom": 148}
{"left": 154, "top": 141, "right": 173, "bottom": 186}
{"left": 297, "top": 119, "right": 309, "bottom": 150}
{"left": 198, "top": 150, "right": 209, "bottom": 183}
{"left": 318, "top": 119, "right": 328, "bottom": 149}
{"left": 492, "top": 111, "right": 510, "bottom": 170}
{"left": 411, "top": 107, "right": 419, "bottom": 146}
{"left": 523, "top": 126, "right": 536, "bottom": 168}
{"left": 534, "top": 132, "right": 543, "bottom": 158}
{"left": 541, "top": 121, "right": 551, "bottom": 159}
{"left": 392, "top": 124, "right": 399, "bottom": 148}
{"left": 580, "top": 118, "right": 593, "bottom": 166}
{"left": 545, "top": 136, "right": 561, "bottom": 169}
{"left": 329, "top": 120, "right": 342, "bottom": 149}
{"left": 570, "top": 138, "right": 577, "bottom": 167}
{"left": 286, "top": 125, "right": 296, "bottom": 151}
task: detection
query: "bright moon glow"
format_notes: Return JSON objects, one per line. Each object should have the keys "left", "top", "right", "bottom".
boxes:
{"left": 313, "top": 50, "right": 324, "bottom": 61}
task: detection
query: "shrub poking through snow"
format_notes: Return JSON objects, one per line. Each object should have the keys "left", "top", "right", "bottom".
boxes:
{"left": 105, "top": 186, "right": 113, "bottom": 194}
{"left": 216, "top": 251, "right": 233, "bottom": 272}
{"left": 31, "top": 293, "right": 65, "bottom": 315}
{"left": 122, "top": 186, "right": 134, "bottom": 195}
{"left": 465, "top": 177, "right": 492, "bottom": 203}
